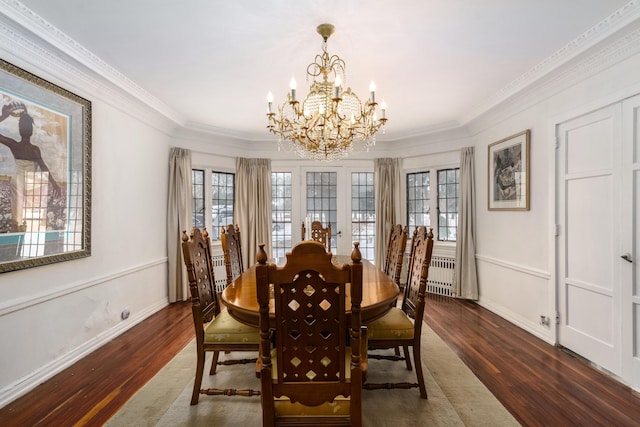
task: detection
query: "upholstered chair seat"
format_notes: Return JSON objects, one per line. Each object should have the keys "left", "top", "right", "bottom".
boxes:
{"left": 366, "top": 307, "right": 414, "bottom": 340}
{"left": 204, "top": 311, "right": 260, "bottom": 344}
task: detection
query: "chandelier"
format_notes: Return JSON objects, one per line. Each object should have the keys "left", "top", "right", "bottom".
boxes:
{"left": 266, "top": 24, "right": 387, "bottom": 160}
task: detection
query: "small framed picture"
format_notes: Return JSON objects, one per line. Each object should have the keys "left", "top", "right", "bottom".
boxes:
{"left": 488, "top": 130, "right": 530, "bottom": 211}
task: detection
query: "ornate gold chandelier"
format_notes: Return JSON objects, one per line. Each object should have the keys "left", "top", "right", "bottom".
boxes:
{"left": 266, "top": 24, "right": 387, "bottom": 160}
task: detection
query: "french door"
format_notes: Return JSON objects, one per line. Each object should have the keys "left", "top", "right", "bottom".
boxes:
{"left": 301, "top": 168, "right": 375, "bottom": 259}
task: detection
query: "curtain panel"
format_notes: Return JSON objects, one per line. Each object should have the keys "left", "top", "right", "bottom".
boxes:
{"left": 374, "top": 158, "right": 402, "bottom": 267}
{"left": 167, "top": 147, "right": 192, "bottom": 302}
{"left": 453, "top": 147, "right": 479, "bottom": 300}
{"left": 235, "top": 158, "right": 272, "bottom": 268}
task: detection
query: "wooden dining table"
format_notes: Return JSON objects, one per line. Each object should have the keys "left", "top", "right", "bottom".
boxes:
{"left": 222, "top": 255, "right": 399, "bottom": 328}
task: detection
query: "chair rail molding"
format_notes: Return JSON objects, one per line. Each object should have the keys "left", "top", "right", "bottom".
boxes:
{"left": 0, "top": 258, "right": 167, "bottom": 317}
{"left": 475, "top": 254, "right": 550, "bottom": 281}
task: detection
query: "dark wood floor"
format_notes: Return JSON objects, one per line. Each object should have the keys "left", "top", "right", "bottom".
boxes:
{"left": 2, "top": 295, "right": 640, "bottom": 426}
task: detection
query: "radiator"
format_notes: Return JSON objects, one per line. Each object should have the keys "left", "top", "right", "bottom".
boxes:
{"left": 212, "top": 253, "right": 228, "bottom": 293}
{"left": 426, "top": 256, "right": 455, "bottom": 297}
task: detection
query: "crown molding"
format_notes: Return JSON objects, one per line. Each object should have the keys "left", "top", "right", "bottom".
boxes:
{"left": 2, "top": 0, "right": 640, "bottom": 143}
{"left": 0, "top": 0, "right": 185, "bottom": 128}
{"left": 460, "top": 0, "right": 640, "bottom": 126}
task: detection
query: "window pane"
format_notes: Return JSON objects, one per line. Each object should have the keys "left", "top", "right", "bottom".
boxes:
{"left": 272, "top": 172, "right": 292, "bottom": 260}
{"left": 437, "top": 168, "right": 459, "bottom": 242}
{"left": 192, "top": 169, "right": 205, "bottom": 229}
{"left": 211, "top": 171, "right": 235, "bottom": 240}
{"left": 406, "top": 171, "right": 430, "bottom": 235}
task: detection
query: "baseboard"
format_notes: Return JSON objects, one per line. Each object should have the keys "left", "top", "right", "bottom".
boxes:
{"left": 0, "top": 298, "right": 168, "bottom": 408}
{"left": 477, "top": 298, "right": 554, "bottom": 345}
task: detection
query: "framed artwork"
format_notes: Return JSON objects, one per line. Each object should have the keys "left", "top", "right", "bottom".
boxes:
{"left": 488, "top": 130, "right": 530, "bottom": 211}
{"left": 0, "top": 58, "right": 91, "bottom": 273}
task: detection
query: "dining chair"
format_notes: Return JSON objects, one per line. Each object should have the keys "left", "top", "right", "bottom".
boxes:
{"left": 301, "top": 220, "right": 332, "bottom": 251}
{"left": 364, "top": 226, "right": 434, "bottom": 399}
{"left": 220, "top": 224, "right": 244, "bottom": 289}
{"left": 383, "top": 224, "right": 408, "bottom": 288}
{"left": 181, "top": 228, "right": 260, "bottom": 405}
{"left": 255, "top": 240, "right": 366, "bottom": 427}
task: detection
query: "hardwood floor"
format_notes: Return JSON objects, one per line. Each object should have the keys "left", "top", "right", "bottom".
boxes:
{"left": 1, "top": 296, "right": 640, "bottom": 426}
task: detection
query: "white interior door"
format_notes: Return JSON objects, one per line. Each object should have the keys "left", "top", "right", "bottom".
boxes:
{"left": 557, "top": 103, "right": 622, "bottom": 376}
{"left": 622, "top": 94, "right": 640, "bottom": 390}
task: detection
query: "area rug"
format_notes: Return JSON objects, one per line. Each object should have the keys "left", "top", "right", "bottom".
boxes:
{"left": 106, "top": 324, "right": 519, "bottom": 426}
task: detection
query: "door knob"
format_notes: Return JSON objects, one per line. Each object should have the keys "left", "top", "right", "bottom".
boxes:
{"left": 621, "top": 253, "right": 633, "bottom": 263}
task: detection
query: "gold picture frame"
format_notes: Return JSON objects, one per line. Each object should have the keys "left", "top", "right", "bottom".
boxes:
{"left": 488, "top": 130, "right": 530, "bottom": 211}
{"left": 0, "top": 58, "right": 91, "bottom": 273}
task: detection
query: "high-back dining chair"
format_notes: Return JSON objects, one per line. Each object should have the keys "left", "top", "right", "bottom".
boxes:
{"left": 364, "top": 226, "right": 434, "bottom": 399}
{"left": 181, "top": 228, "right": 260, "bottom": 405}
{"left": 383, "top": 225, "right": 408, "bottom": 288}
{"left": 301, "top": 220, "right": 332, "bottom": 252}
{"left": 221, "top": 224, "right": 244, "bottom": 289}
{"left": 255, "top": 240, "right": 366, "bottom": 427}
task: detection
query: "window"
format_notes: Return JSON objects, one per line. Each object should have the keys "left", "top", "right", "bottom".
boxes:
{"left": 272, "top": 172, "right": 292, "bottom": 259}
{"left": 305, "top": 172, "right": 337, "bottom": 252}
{"left": 190, "top": 169, "right": 235, "bottom": 241}
{"left": 211, "top": 171, "right": 235, "bottom": 240}
{"left": 437, "top": 168, "right": 459, "bottom": 242}
{"left": 351, "top": 172, "right": 375, "bottom": 261}
{"left": 192, "top": 169, "right": 205, "bottom": 229}
{"left": 406, "top": 168, "right": 459, "bottom": 242}
{"left": 406, "top": 171, "right": 430, "bottom": 236}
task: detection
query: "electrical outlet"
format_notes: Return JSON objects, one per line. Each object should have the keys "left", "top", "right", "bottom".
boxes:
{"left": 540, "top": 315, "right": 550, "bottom": 326}
{"left": 121, "top": 308, "right": 130, "bottom": 320}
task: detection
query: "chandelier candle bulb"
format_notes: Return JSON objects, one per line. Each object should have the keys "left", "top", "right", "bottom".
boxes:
{"left": 267, "top": 92, "right": 273, "bottom": 114}
{"left": 381, "top": 101, "right": 387, "bottom": 118}
{"left": 334, "top": 75, "right": 341, "bottom": 99}
{"left": 369, "top": 81, "right": 376, "bottom": 104}
{"left": 290, "top": 77, "right": 296, "bottom": 102}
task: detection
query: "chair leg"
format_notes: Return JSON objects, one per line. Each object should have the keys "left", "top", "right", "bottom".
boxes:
{"left": 191, "top": 350, "right": 206, "bottom": 405}
{"left": 412, "top": 344, "right": 428, "bottom": 399}
{"left": 394, "top": 346, "right": 401, "bottom": 357}
{"left": 209, "top": 350, "right": 220, "bottom": 375}
{"left": 403, "top": 345, "right": 413, "bottom": 371}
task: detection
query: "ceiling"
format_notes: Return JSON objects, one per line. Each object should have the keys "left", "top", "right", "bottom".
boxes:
{"left": 15, "top": 0, "right": 633, "bottom": 141}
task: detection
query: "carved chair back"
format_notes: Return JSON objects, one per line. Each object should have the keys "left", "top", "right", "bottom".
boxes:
{"left": 221, "top": 224, "right": 244, "bottom": 288}
{"left": 401, "top": 226, "right": 434, "bottom": 333}
{"left": 383, "top": 225, "right": 408, "bottom": 287}
{"left": 181, "top": 228, "right": 221, "bottom": 336}
{"left": 255, "top": 240, "right": 364, "bottom": 426}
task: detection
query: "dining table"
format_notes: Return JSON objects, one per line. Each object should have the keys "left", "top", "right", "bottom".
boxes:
{"left": 221, "top": 255, "right": 399, "bottom": 328}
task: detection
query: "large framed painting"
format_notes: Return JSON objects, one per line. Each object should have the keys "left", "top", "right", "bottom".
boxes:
{"left": 0, "top": 59, "right": 91, "bottom": 273}
{"left": 488, "top": 130, "right": 530, "bottom": 211}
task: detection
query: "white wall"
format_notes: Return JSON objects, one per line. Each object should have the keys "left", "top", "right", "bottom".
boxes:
{"left": 469, "top": 50, "right": 640, "bottom": 343}
{"left": 0, "top": 36, "right": 174, "bottom": 406}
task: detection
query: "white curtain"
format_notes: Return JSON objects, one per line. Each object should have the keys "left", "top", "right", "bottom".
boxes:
{"left": 167, "top": 147, "right": 192, "bottom": 302}
{"left": 374, "top": 158, "right": 402, "bottom": 267}
{"left": 453, "top": 147, "right": 479, "bottom": 300}
{"left": 235, "top": 158, "right": 272, "bottom": 268}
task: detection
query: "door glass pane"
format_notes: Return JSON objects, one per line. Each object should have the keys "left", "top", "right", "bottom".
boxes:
{"left": 351, "top": 172, "right": 375, "bottom": 261}
{"left": 306, "top": 172, "right": 337, "bottom": 252}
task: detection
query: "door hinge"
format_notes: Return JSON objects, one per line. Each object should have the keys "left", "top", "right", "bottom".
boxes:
{"left": 555, "top": 312, "right": 560, "bottom": 325}
{"left": 555, "top": 224, "right": 560, "bottom": 236}
{"left": 555, "top": 136, "right": 560, "bottom": 149}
